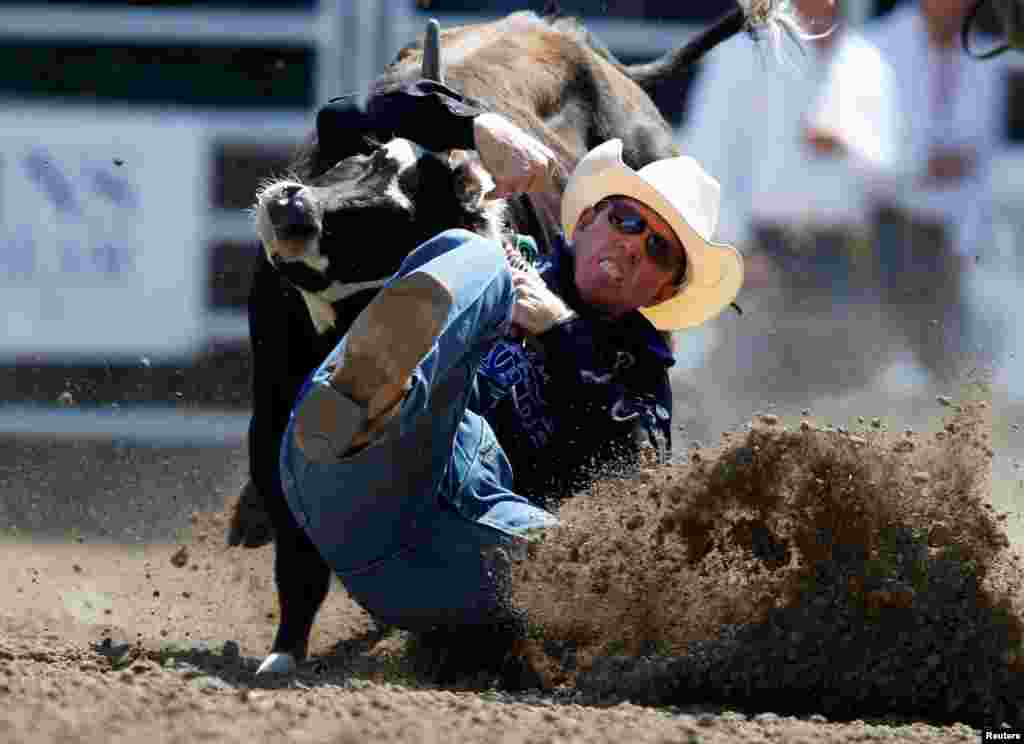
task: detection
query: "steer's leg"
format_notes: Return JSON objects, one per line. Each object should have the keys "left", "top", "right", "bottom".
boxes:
{"left": 262, "top": 229, "right": 520, "bottom": 675}
{"left": 263, "top": 516, "right": 331, "bottom": 672}
{"left": 231, "top": 257, "right": 338, "bottom": 550}
{"left": 257, "top": 472, "right": 331, "bottom": 675}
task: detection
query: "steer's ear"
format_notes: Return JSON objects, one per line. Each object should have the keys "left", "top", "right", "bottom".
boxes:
{"left": 449, "top": 149, "right": 497, "bottom": 208}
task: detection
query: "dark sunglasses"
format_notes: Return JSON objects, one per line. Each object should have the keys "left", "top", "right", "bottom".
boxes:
{"left": 598, "top": 198, "right": 685, "bottom": 280}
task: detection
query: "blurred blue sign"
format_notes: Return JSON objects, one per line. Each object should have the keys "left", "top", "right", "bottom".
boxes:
{"left": 0, "top": 105, "right": 205, "bottom": 360}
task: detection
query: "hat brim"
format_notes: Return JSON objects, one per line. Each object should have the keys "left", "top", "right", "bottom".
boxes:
{"left": 561, "top": 140, "right": 744, "bottom": 331}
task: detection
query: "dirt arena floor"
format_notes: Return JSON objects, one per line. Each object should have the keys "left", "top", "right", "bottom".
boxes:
{"left": 2, "top": 394, "right": 1020, "bottom": 744}
{"left": 4, "top": 260, "right": 1023, "bottom": 743}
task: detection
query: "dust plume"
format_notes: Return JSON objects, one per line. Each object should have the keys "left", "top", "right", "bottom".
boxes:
{"left": 512, "top": 397, "right": 1024, "bottom": 726}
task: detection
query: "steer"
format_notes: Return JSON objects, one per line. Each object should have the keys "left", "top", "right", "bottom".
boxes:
{"left": 236, "top": 1, "right": 811, "bottom": 677}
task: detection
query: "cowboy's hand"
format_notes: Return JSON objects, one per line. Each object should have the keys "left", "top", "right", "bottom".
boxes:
{"left": 473, "top": 112, "right": 559, "bottom": 198}
{"left": 510, "top": 265, "right": 577, "bottom": 336}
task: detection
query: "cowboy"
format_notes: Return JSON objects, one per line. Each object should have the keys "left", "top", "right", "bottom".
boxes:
{"left": 276, "top": 107, "right": 743, "bottom": 634}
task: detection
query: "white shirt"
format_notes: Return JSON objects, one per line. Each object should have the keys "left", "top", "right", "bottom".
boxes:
{"left": 678, "top": 29, "right": 897, "bottom": 245}
{"left": 864, "top": 5, "right": 1011, "bottom": 257}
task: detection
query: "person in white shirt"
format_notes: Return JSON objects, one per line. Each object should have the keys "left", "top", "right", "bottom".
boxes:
{"left": 680, "top": 0, "right": 897, "bottom": 306}
{"left": 865, "top": 0, "right": 1011, "bottom": 383}
{"left": 674, "top": 0, "right": 906, "bottom": 416}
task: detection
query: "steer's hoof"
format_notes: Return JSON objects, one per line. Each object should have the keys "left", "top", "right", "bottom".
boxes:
{"left": 256, "top": 652, "right": 297, "bottom": 676}
{"left": 226, "top": 481, "right": 275, "bottom": 549}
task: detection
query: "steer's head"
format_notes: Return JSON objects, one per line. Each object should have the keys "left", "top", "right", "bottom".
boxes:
{"left": 254, "top": 138, "right": 506, "bottom": 334}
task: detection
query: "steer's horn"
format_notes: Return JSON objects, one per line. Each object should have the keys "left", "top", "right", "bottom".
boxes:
{"left": 423, "top": 18, "right": 444, "bottom": 84}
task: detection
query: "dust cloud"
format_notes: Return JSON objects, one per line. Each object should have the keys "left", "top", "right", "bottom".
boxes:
{"left": 512, "top": 395, "right": 1024, "bottom": 726}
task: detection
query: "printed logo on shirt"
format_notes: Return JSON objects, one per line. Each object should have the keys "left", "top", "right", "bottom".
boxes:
{"left": 580, "top": 350, "right": 636, "bottom": 386}
{"left": 479, "top": 339, "right": 555, "bottom": 449}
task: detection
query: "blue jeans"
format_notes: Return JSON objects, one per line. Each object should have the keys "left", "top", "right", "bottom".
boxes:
{"left": 279, "top": 229, "right": 558, "bottom": 630}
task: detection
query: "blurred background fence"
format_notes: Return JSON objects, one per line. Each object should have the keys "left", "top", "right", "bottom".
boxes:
{"left": 1, "top": 0, "right": 1022, "bottom": 446}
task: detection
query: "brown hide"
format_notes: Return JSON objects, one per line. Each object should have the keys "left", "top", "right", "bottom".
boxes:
{"left": 372, "top": 12, "right": 684, "bottom": 247}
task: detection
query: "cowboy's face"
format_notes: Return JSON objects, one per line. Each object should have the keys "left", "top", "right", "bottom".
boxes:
{"left": 571, "top": 196, "right": 684, "bottom": 317}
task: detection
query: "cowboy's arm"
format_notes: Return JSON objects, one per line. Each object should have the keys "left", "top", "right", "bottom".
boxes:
{"left": 471, "top": 113, "right": 561, "bottom": 198}
{"left": 366, "top": 80, "right": 558, "bottom": 197}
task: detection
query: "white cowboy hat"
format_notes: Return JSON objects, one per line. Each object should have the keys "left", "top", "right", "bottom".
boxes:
{"left": 561, "top": 139, "right": 744, "bottom": 331}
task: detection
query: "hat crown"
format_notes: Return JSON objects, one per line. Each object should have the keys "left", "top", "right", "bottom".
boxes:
{"left": 635, "top": 156, "right": 721, "bottom": 243}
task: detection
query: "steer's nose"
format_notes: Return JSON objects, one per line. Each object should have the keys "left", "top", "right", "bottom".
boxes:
{"left": 266, "top": 185, "right": 319, "bottom": 239}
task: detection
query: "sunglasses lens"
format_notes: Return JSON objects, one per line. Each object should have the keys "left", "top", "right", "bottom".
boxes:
{"left": 608, "top": 204, "right": 646, "bottom": 234}
{"left": 646, "top": 235, "right": 674, "bottom": 269}
{"left": 606, "top": 200, "right": 681, "bottom": 274}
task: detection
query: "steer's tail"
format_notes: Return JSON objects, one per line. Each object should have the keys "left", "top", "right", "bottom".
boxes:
{"left": 623, "top": 0, "right": 826, "bottom": 95}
